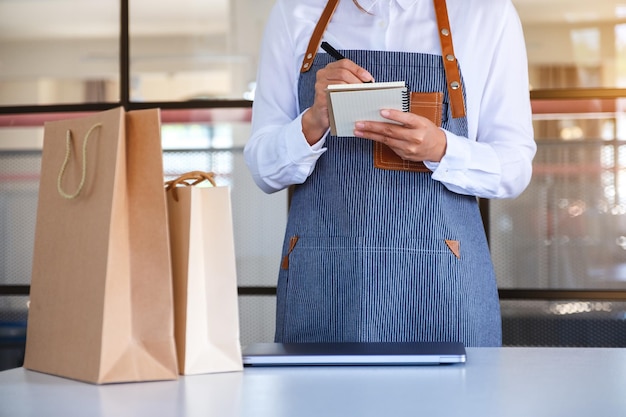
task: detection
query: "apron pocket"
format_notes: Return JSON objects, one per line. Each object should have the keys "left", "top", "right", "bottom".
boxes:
{"left": 278, "top": 236, "right": 363, "bottom": 342}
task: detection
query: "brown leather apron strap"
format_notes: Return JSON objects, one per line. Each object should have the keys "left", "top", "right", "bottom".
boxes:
{"left": 433, "top": 0, "right": 466, "bottom": 118}
{"left": 300, "top": 0, "right": 466, "bottom": 118}
{"left": 300, "top": 0, "right": 340, "bottom": 73}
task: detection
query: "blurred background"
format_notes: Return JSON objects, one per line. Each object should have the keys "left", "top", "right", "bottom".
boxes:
{"left": 2, "top": 0, "right": 626, "bottom": 370}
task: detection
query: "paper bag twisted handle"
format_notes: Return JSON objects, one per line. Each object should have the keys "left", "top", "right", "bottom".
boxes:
{"left": 57, "top": 123, "right": 102, "bottom": 199}
{"left": 164, "top": 171, "right": 216, "bottom": 202}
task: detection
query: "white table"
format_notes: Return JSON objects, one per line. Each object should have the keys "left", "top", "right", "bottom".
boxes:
{"left": 1, "top": 347, "right": 625, "bottom": 417}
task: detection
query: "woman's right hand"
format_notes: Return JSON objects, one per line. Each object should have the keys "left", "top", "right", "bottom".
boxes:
{"left": 301, "top": 59, "right": 374, "bottom": 145}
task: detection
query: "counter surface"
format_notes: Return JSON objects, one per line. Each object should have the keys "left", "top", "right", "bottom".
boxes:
{"left": 1, "top": 347, "right": 625, "bottom": 417}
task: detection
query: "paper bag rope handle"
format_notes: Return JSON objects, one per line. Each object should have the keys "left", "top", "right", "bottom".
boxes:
{"left": 164, "top": 171, "right": 216, "bottom": 202}
{"left": 57, "top": 123, "right": 102, "bottom": 199}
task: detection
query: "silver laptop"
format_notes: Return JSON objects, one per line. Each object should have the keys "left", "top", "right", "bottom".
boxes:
{"left": 242, "top": 342, "right": 466, "bottom": 366}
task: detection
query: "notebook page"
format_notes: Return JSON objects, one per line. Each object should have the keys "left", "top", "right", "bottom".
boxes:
{"left": 327, "top": 85, "right": 408, "bottom": 137}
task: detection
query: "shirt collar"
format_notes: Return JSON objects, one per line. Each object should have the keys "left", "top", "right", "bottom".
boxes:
{"left": 355, "top": 0, "right": 419, "bottom": 12}
{"left": 396, "top": 0, "right": 419, "bottom": 10}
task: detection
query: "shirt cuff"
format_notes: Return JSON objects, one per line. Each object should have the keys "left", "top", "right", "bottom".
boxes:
{"left": 288, "top": 112, "right": 327, "bottom": 162}
{"left": 425, "top": 130, "right": 471, "bottom": 180}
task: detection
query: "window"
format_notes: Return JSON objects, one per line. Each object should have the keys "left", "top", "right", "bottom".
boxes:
{"left": 2, "top": 2, "right": 626, "bottom": 367}
{"left": 496, "top": 0, "right": 626, "bottom": 346}
{"left": 0, "top": 1, "right": 282, "bottom": 369}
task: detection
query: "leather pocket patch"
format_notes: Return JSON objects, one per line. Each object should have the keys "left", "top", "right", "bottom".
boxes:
{"left": 445, "top": 239, "right": 461, "bottom": 259}
{"left": 281, "top": 236, "right": 300, "bottom": 270}
{"left": 373, "top": 91, "right": 444, "bottom": 172}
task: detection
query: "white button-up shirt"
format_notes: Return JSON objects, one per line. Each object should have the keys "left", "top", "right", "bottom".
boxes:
{"left": 244, "top": 0, "right": 537, "bottom": 198}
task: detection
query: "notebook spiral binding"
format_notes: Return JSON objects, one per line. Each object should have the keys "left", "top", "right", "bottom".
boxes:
{"left": 402, "top": 89, "right": 410, "bottom": 112}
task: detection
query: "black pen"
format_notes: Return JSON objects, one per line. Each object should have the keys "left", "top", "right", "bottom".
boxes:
{"left": 321, "top": 41, "right": 346, "bottom": 60}
{"left": 321, "top": 41, "right": 373, "bottom": 83}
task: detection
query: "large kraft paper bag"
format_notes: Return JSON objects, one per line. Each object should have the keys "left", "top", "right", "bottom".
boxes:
{"left": 24, "top": 107, "right": 178, "bottom": 384}
{"left": 165, "top": 171, "right": 243, "bottom": 375}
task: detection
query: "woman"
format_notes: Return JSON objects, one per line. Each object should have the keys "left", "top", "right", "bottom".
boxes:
{"left": 244, "top": 0, "right": 536, "bottom": 347}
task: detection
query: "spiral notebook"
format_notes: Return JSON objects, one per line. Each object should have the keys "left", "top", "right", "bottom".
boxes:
{"left": 242, "top": 342, "right": 466, "bottom": 366}
{"left": 326, "top": 81, "right": 409, "bottom": 137}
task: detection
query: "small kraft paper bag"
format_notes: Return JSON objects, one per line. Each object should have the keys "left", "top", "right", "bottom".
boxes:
{"left": 165, "top": 171, "right": 243, "bottom": 375}
{"left": 24, "top": 107, "right": 179, "bottom": 384}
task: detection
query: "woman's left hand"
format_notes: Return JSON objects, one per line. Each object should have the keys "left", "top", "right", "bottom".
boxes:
{"left": 353, "top": 109, "right": 447, "bottom": 163}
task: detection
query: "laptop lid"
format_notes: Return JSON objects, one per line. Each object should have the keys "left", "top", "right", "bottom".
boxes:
{"left": 242, "top": 342, "right": 466, "bottom": 366}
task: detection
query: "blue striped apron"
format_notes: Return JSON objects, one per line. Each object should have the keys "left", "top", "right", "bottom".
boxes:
{"left": 275, "top": 47, "right": 502, "bottom": 347}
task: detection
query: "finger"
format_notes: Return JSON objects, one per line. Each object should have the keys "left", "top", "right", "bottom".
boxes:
{"left": 324, "top": 60, "right": 374, "bottom": 83}
{"left": 353, "top": 122, "right": 403, "bottom": 143}
{"left": 379, "top": 109, "right": 428, "bottom": 128}
{"left": 355, "top": 118, "right": 402, "bottom": 134}
{"left": 353, "top": 126, "right": 426, "bottom": 162}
